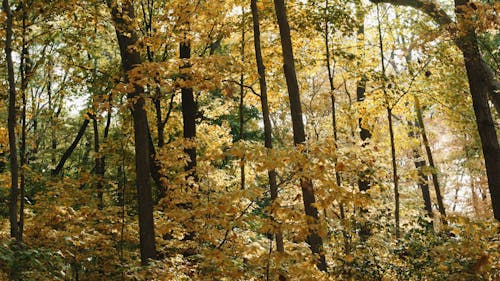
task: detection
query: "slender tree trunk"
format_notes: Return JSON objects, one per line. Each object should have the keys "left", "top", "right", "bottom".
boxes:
{"left": 239, "top": 9, "right": 246, "bottom": 190}
{"left": 3, "top": 0, "right": 19, "bottom": 240}
{"left": 273, "top": 0, "right": 327, "bottom": 271}
{"left": 324, "top": 0, "right": 350, "bottom": 254}
{"left": 402, "top": 47, "right": 434, "bottom": 221}
{"left": 151, "top": 93, "right": 174, "bottom": 200}
{"left": 92, "top": 116, "right": 104, "bottom": 210}
{"left": 355, "top": 6, "right": 373, "bottom": 242}
{"left": 19, "top": 6, "right": 30, "bottom": 241}
{"left": 408, "top": 121, "right": 433, "bottom": 218}
{"left": 47, "top": 64, "right": 57, "bottom": 165}
{"left": 454, "top": 0, "right": 500, "bottom": 221}
{"left": 153, "top": 97, "right": 165, "bottom": 148}
{"left": 470, "top": 174, "right": 478, "bottom": 216}
{"left": 19, "top": 77, "right": 26, "bottom": 240}
{"left": 141, "top": 4, "right": 170, "bottom": 200}
{"left": 355, "top": 13, "right": 372, "bottom": 192}
{"left": 51, "top": 118, "right": 90, "bottom": 176}
{"left": 178, "top": 57, "right": 198, "bottom": 242}
{"left": 180, "top": 41, "right": 197, "bottom": 179}
{"left": 377, "top": 5, "right": 400, "bottom": 238}
{"left": 414, "top": 96, "right": 446, "bottom": 218}
{"left": 110, "top": 0, "right": 156, "bottom": 264}
{"left": 388, "top": 108, "right": 400, "bottom": 238}
{"left": 250, "top": 1, "right": 286, "bottom": 280}
{"left": 100, "top": 93, "right": 113, "bottom": 197}
{"left": 147, "top": 130, "right": 166, "bottom": 200}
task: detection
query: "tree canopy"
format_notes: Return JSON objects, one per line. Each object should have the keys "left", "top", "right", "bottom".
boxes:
{"left": 0, "top": 0, "right": 499, "bottom": 280}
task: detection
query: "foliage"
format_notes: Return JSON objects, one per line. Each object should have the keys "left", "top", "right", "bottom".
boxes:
{"left": 0, "top": 0, "right": 498, "bottom": 280}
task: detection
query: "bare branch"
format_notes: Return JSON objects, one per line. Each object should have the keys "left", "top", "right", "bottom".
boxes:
{"left": 369, "top": 0, "right": 453, "bottom": 26}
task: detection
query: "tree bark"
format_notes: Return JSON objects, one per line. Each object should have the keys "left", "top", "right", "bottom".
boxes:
{"left": 51, "top": 118, "right": 90, "bottom": 176}
{"left": 147, "top": 130, "right": 166, "bottom": 199}
{"left": 98, "top": 94, "right": 113, "bottom": 206}
{"left": 376, "top": 6, "right": 400, "bottom": 238}
{"left": 92, "top": 116, "right": 104, "bottom": 210}
{"left": 239, "top": 9, "right": 246, "bottom": 190}
{"left": 388, "top": 108, "right": 400, "bottom": 238}
{"left": 273, "top": 0, "right": 327, "bottom": 271}
{"left": 180, "top": 41, "right": 197, "bottom": 179}
{"left": 355, "top": 6, "right": 372, "bottom": 241}
{"left": 47, "top": 62, "right": 57, "bottom": 165}
{"left": 109, "top": 0, "right": 157, "bottom": 264}
{"left": 454, "top": 0, "right": 500, "bottom": 221}
{"left": 153, "top": 96, "right": 165, "bottom": 148}
{"left": 324, "top": 0, "right": 350, "bottom": 254}
{"left": 250, "top": 1, "right": 286, "bottom": 280}
{"left": 408, "top": 121, "right": 433, "bottom": 218}
{"left": 414, "top": 96, "right": 446, "bottom": 218}
{"left": 19, "top": 5, "right": 31, "bottom": 241}
{"left": 3, "top": 0, "right": 20, "bottom": 240}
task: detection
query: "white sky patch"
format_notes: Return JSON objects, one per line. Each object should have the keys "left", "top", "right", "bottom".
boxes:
{"left": 67, "top": 93, "right": 90, "bottom": 116}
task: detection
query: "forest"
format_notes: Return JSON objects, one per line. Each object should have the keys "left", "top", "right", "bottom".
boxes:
{"left": 0, "top": 0, "right": 499, "bottom": 280}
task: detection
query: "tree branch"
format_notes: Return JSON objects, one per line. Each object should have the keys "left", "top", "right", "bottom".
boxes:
{"left": 371, "top": 0, "right": 500, "bottom": 113}
{"left": 369, "top": 0, "right": 452, "bottom": 26}
{"left": 223, "top": 79, "right": 261, "bottom": 98}
{"left": 51, "top": 115, "right": 91, "bottom": 176}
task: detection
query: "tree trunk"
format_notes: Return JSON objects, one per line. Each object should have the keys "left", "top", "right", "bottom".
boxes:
{"left": 414, "top": 96, "right": 447, "bottom": 219}
{"left": 99, "top": 94, "right": 113, "bottom": 205}
{"left": 92, "top": 116, "right": 104, "bottom": 210}
{"left": 377, "top": 6, "right": 400, "bottom": 238}
{"left": 47, "top": 63, "right": 57, "bottom": 165}
{"left": 324, "top": 0, "right": 350, "bottom": 254}
{"left": 403, "top": 47, "right": 435, "bottom": 221}
{"left": 250, "top": 1, "right": 286, "bottom": 280}
{"left": 408, "top": 121, "right": 433, "bottom": 218}
{"left": 52, "top": 118, "right": 90, "bottom": 176}
{"left": 355, "top": 18, "right": 372, "bottom": 192}
{"left": 355, "top": 5, "right": 372, "bottom": 242}
{"left": 273, "top": 0, "right": 327, "bottom": 271}
{"left": 153, "top": 97, "right": 165, "bottom": 148}
{"left": 3, "top": 0, "right": 19, "bottom": 240}
{"left": 454, "top": 0, "right": 500, "bottom": 221}
{"left": 110, "top": 0, "right": 156, "bottom": 264}
{"left": 180, "top": 41, "right": 197, "bottom": 179}
{"left": 19, "top": 6, "right": 30, "bottom": 241}
{"left": 147, "top": 130, "right": 166, "bottom": 199}
{"left": 388, "top": 108, "right": 400, "bottom": 238}
{"left": 239, "top": 9, "right": 246, "bottom": 190}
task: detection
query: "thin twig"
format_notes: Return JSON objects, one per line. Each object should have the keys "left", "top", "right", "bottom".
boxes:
{"left": 222, "top": 79, "right": 261, "bottom": 98}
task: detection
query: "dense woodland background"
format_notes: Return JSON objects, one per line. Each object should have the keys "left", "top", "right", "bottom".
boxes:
{"left": 0, "top": 0, "right": 499, "bottom": 280}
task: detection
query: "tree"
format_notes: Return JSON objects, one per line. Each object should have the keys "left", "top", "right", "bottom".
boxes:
{"left": 414, "top": 95, "right": 447, "bottom": 218}
{"left": 376, "top": 4, "right": 401, "bottom": 238}
{"left": 408, "top": 119, "right": 434, "bottom": 219}
{"left": 1, "top": 0, "right": 500, "bottom": 279}
{"left": 354, "top": 1, "right": 373, "bottom": 241}
{"left": 273, "top": 0, "right": 327, "bottom": 271}
{"left": 108, "top": 0, "right": 156, "bottom": 264}
{"left": 180, "top": 26, "right": 197, "bottom": 181}
{"left": 453, "top": 0, "right": 500, "bottom": 221}
{"left": 371, "top": 0, "right": 500, "bottom": 222}
{"left": 250, "top": 0, "right": 286, "bottom": 279}
{"left": 3, "top": 0, "right": 19, "bottom": 241}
